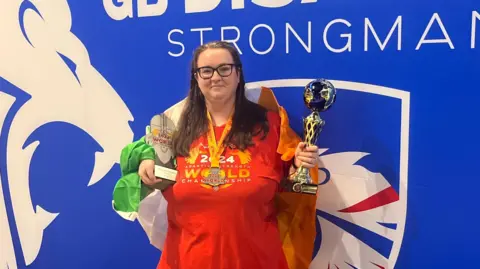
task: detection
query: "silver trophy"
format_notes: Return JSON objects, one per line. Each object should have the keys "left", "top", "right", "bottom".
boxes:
{"left": 145, "top": 113, "right": 177, "bottom": 190}
{"left": 286, "top": 79, "right": 337, "bottom": 195}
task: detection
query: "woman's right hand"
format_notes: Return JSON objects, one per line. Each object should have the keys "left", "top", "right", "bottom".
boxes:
{"left": 138, "top": 159, "right": 161, "bottom": 185}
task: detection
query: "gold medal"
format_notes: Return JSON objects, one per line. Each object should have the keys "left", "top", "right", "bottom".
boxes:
{"left": 203, "top": 110, "right": 233, "bottom": 190}
{"left": 203, "top": 167, "right": 225, "bottom": 191}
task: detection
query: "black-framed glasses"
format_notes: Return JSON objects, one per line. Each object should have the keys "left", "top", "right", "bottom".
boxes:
{"left": 195, "top": 64, "right": 239, "bottom": 79}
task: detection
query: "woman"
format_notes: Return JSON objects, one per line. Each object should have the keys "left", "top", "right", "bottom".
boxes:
{"left": 138, "top": 41, "right": 319, "bottom": 269}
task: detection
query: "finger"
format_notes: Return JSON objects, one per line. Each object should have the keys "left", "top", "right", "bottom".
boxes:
{"left": 139, "top": 170, "right": 151, "bottom": 185}
{"left": 138, "top": 169, "right": 145, "bottom": 180}
{"left": 298, "top": 161, "right": 315, "bottom": 168}
{"left": 298, "top": 142, "right": 307, "bottom": 150}
{"left": 296, "top": 156, "right": 317, "bottom": 167}
{"left": 298, "top": 151, "right": 318, "bottom": 159}
{"left": 300, "top": 156, "right": 316, "bottom": 164}
{"left": 146, "top": 167, "right": 157, "bottom": 183}
{"left": 305, "top": 145, "right": 318, "bottom": 153}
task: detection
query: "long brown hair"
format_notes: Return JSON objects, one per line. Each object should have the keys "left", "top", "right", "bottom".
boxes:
{"left": 172, "top": 41, "right": 269, "bottom": 157}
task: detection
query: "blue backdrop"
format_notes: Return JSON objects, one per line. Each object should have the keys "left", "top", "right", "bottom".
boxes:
{"left": 1, "top": 0, "right": 479, "bottom": 268}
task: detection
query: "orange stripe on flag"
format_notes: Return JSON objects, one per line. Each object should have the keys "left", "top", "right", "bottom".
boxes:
{"left": 258, "top": 87, "right": 318, "bottom": 269}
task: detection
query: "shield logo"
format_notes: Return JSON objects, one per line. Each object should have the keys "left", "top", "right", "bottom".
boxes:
{"left": 246, "top": 79, "right": 410, "bottom": 269}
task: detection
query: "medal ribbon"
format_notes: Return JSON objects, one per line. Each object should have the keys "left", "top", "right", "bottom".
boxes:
{"left": 206, "top": 111, "right": 233, "bottom": 168}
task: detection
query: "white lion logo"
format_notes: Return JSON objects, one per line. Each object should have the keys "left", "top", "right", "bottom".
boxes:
{"left": 0, "top": 0, "right": 134, "bottom": 268}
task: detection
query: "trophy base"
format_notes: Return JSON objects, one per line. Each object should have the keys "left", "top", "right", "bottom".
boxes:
{"left": 292, "top": 182, "right": 318, "bottom": 195}
{"left": 153, "top": 165, "right": 177, "bottom": 190}
{"left": 282, "top": 179, "right": 318, "bottom": 195}
{"left": 285, "top": 167, "right": 318, "bottom": 195}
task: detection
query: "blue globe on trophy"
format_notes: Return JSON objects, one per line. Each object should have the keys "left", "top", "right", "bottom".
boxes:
{"left": 303, "top": 78, "right": 336, "bottom": 112}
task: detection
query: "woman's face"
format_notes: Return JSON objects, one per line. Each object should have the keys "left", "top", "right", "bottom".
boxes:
{"left": 195, "top": 48, "right": 240, "bottom": 105}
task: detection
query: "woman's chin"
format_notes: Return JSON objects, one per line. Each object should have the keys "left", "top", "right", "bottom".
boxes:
{"left": 208, "top": 93, "right": 228, "bottom": 103}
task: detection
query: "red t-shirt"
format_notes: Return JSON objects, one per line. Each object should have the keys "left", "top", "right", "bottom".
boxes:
{"left": 157, "top": 111, "right": 291, "bottom": 269}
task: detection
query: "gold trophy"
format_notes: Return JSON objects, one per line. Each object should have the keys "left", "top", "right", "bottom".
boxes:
{"left": 287, "top": 79, "right": 336, "bottom": 195}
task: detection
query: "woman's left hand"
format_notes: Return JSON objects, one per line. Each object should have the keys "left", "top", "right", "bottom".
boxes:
{"left": 294, "top": 142, "right": 319, "bottom": 169}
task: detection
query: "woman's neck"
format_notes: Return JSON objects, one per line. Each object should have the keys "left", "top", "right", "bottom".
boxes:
{"left": 205, "top": 97, "right": 235, "bottom": 126}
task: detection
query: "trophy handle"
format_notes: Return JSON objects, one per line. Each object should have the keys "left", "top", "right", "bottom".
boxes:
{"left": 301, "top": 111, "right": 325, "bottom": 184}
{"left": 286, "top": 111, "right": 325, "bottom": 195}
{"left": 303, "top": 111, "right": 325, "bottom": 147}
